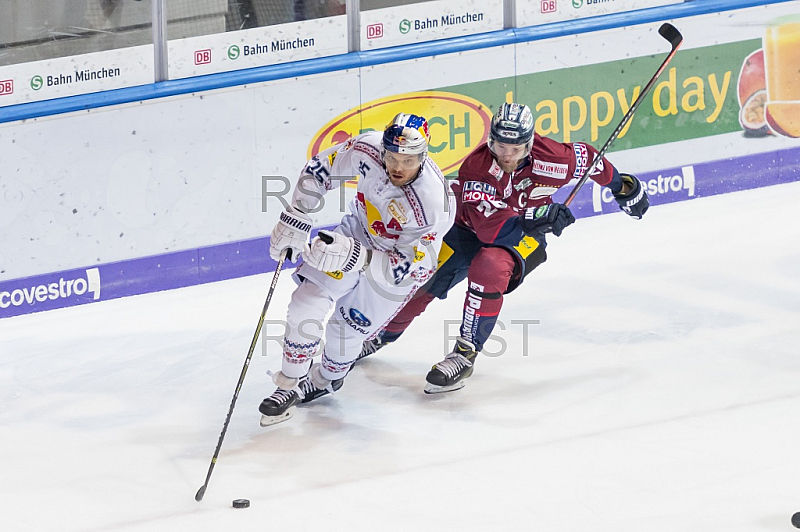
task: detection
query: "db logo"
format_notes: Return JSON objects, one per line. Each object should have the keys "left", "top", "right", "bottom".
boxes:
{"left": 0, "top": 79, "right": 13, "bottom": 95}
{"left": 194, "top": 49, "right": 212, "bottom": 65}
{"left": 367, "top": 23, "right": 384, "bottom": 39}
{"left": 541, "top": 0, "right": 557, "bottom": 13}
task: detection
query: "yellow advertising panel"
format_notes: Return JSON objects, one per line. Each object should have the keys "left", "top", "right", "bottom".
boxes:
{"left": 308, "top": 91, "right": 493, "bottom": 175}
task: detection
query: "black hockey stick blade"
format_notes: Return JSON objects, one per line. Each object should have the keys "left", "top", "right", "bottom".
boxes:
{"left": 563, "top": 22, "right": 683, "bottom": 207}
{"left": 195, "top": 485, "right": 207, "bottom": 502}
{"left": 658, "top": 23, "right": 683, "bottom": 49}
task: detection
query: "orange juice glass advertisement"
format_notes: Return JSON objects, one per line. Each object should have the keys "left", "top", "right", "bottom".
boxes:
{"left": 764, "top": 21, "right": 800, "bottom": 137}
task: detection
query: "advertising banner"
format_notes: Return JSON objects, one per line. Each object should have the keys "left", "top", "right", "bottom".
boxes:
{"left": 441, "top": 38, "right": 757, "bottom": 150}
{"left": 360, "top": 0, "right": 504, "bottom": 50}
{"left": 3, "top": 142, "right": 796, "bottom": 319}
{"left": 3, "top": 2, "right": 799, "bottom": 319}
{"left": 0, "top": 46, "right": 154, "bottom": 107}
{"left": 553, "top": 144, "right": 800, "bottom": 218}
{"left": 307, "top": 91, "right": 495, "bottom": 176}
{"left": 0, "top": 241, "right": 274, "bottom": 319}
{"left": 168, "top": 16, "right": 348, "bottom": 80}
{"left": 517, "top": 0, "right": 682, "bottom": 27}
{"left": 0, "top": 267, "right": 102, "bottom": 317}
{"left": 761, "top": 18, "right": 800, "bottom": 137}
{"left": 308, "top": 36, "right": 797, "bottom": 179}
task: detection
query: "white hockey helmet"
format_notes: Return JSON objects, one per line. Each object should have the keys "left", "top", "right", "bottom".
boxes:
{"left": 382, "top": 113, "right": 431, "bottom": 158}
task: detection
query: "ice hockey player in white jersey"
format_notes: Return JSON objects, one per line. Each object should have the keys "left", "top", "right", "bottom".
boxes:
{"left": 259, "top": 113, "right": 456, "bottom": 426}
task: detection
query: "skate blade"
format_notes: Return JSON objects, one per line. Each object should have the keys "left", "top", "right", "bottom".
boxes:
{"left": 259, "top": 408, "right": 294, "bottom": 427}
{"left": 423, "top": 381, "right": 466, "bottom": 394}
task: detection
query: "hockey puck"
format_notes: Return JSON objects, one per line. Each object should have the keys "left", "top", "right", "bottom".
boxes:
{"left": 792, "top": 512, "right": 800, "bottom": 528}
{"left": 232, "top": 499, "right": 250, "bottom": 509}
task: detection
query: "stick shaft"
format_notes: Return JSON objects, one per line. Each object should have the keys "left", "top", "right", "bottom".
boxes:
{"left": 195, "top": 249, "right": 290, "bottom": 501}
{"left": 564, "top": 24, "right": 683, "bottom": 207}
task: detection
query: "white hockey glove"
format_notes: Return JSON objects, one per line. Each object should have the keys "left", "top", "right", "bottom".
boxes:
{"left": 304, "top": 230, "right": 367, "bottom": 273}
{"left": 269, "top": 206, "right": 312, "bottom": 263}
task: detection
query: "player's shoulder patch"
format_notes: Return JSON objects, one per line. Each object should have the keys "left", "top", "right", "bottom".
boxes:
{"left": 488, "top": 159, "right": 503, "bottom": 178}
{"left": 571, "top": 142, "right": 603, "bottom": 177}
{"left": 572, "top": 143, "right": 589, "bottom": 178}
{"left": 514, "top": 177, "right": 533, "bottom": 191}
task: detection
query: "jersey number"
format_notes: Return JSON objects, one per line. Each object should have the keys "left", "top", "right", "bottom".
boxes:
{"left": 306, "top": 158, "right": 330, "bottom": 184}
{"left": 477, "top": 200, "right": 500, "bottom": 218}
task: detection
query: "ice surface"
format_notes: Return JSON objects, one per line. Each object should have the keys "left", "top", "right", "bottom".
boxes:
{"left": 2, "top": 182, "right": 799, "bottom": 531}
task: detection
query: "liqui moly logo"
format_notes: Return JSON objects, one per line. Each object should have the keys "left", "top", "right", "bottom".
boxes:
{"left": 462, "top": 181, "right": 497, "bottom": 203}
{"left": 0, "top": 268, "right": 101, "bottom": 310}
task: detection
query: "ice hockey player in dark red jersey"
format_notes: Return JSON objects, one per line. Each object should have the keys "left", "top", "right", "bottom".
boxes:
{"left": 348, "top": 102, "right": 648, "bottom": 394}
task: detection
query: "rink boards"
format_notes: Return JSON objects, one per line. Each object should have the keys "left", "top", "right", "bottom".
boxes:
{"left": 1, "top": 142, "right": 797, "bottom": 318}
{"left": 0, "top": 1, "right": 798, "bottom": 318}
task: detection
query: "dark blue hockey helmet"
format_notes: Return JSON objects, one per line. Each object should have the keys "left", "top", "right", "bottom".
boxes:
{"left": 488, "top": 103, "right": 535, "bottom": 154}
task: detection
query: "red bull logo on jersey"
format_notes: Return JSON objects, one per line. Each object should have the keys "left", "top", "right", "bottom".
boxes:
{"left": 308, "top": 91, "right": 493, "bottom": 176}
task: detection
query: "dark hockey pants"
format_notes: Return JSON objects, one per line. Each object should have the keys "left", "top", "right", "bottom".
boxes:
{"left": 382, "top": 227, "right": 546, "bottom": 351}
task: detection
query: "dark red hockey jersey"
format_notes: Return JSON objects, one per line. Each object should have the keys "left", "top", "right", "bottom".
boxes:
{"left": 451, "top": 133, "right": 618, "bottom": 247}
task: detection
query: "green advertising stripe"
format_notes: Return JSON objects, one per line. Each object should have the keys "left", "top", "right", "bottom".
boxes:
{"left": 440, "top": 39, "right": 761, "bottom": 151}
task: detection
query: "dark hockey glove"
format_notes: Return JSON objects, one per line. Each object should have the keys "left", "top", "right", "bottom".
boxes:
{"left": 520, "top": 203, "right": 575, "bottom": 237}
{"left": 614, "top": 174, "right": 649, "bottom": 219}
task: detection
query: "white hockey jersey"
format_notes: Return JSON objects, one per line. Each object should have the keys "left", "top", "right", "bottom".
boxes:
{"left": 292, "top": 131, "right": 455, "bottom": 286}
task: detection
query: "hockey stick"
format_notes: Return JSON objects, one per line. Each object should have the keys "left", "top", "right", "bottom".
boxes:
{"left": 563, "top": 23, "right": 683, "bottom": 207}
{"left": 195, "top": 248, "right": 291, "bottom": 502}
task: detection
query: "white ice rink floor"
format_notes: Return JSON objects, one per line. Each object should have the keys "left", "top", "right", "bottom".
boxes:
{"left": 2, "top": 181, "right": 800, "bottom": 532}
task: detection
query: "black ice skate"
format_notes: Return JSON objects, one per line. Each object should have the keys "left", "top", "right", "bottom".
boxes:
{"left": 258, "top": 388, "right": 299, "bottom": 426}
{"left": 298, "top": 366, "right": 345, "bottom": 404}
{"left": 259, "top": 371, "right": 301, "bottom": 427}
{"left": 424, "top": 337, "right": 478, "bottom": 394}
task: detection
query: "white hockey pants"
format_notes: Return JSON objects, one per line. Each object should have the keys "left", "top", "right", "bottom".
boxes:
{"left": 280, "top": 252, "right": 420, "bottom": 382}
